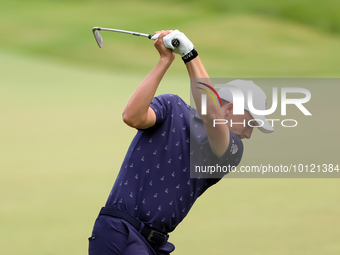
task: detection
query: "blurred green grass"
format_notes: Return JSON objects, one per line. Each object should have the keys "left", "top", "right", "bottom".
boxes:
{"left": 1, "top": 0, "right": 340, "bottom": 254}
{"left": 169, "top": 0, "right": 340, "bottom": 33}
{"left": 1, "top": 0, "right": 340, "bottom": 76}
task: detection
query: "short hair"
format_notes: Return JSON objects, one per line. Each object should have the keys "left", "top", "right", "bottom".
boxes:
{"left": 221, "top": 99, "right": 230, "bottom": 106}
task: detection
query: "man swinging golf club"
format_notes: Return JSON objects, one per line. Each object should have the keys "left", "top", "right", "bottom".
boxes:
{"left": 88, "top": 30, "right": 274, "bottom": 255}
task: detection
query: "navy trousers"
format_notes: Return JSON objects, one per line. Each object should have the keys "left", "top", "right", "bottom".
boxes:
{"left": 88, "top": 215, "right": 175, "bottom": 255}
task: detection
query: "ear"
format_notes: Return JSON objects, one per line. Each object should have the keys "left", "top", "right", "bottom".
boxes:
{"left": 224, "top": 102, "right": 233, "bottom": 116}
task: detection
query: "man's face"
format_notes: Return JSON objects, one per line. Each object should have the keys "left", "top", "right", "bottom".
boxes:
{"left": 222, "top": 103, "right": 255, "bottom": 139}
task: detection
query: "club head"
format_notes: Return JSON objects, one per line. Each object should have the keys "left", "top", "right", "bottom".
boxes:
{"left": 92, "top": 28, "right": 103, "bottom": 48}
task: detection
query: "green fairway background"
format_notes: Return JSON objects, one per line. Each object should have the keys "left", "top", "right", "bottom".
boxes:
{"left": 1, "top": 0, "right": 339, "bottom": 254}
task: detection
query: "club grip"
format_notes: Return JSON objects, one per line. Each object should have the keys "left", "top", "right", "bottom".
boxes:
{"left": 148, "top": 34, "right": 180, "bottom": 48}
{"left": 172, "top": 39, "right": 180, "bottom": 48}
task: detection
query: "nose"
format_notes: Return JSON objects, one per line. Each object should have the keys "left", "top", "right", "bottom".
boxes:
{"left": 243, "top": 128, "right": 253, "bottom": 139}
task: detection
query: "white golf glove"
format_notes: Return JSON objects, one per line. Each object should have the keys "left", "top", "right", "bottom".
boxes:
{"left": 162, "top": 30, "right": 198, "bottom": 63}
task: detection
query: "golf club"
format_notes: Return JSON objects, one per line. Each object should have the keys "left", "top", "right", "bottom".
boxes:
{"left": 92, "top": 27, "right": 180, "bottom": 48}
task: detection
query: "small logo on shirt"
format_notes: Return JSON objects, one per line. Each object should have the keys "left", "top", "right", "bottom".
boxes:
{"left": 231, "top": 143, "right": 238, "bottom": 154}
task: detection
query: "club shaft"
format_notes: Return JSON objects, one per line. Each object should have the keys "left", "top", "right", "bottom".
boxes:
{"left": 92, "top": 27, "right": 180, "bottom": 48}
{"left": 94, "top": 27, "right": 150, "bottom": 38}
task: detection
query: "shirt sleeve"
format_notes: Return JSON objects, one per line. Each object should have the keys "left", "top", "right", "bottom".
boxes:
{"left": 149, "top": 94, "right": 175, "bottom": 128}
{"left": 204, "top": 131, "right": 244, "bottom": 184}
{"left": 218, "top": 131, "right": 244, "bottom": 168}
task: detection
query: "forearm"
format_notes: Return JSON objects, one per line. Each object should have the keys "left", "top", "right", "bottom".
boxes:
{"left": 122, "top": 57, "right": 173, "bottom": 126}
{"left": 186, "top": 57, "right": 222, "bottom": 122}
{"left": 186, "top": 56, "right": 229, "bottom": 158}
{"left": 185, "top": 56, "right": 209, "bottom": 78}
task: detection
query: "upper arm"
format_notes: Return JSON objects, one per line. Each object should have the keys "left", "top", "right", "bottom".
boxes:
{"left": 138, "top": 107, "right": 157, "bottom": 129}
{"left": 204, "top": 120, "right": 230, "bottom": 158}
{"left": 124, "top": 107, "right": 156, "bottom": 130}
{"left": 123, "top": 95, "right": 171, "bottom": 130}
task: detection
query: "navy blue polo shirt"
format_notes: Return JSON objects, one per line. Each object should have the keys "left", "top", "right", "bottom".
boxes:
{"left": 105, "top": 94, "right": 243, "bottom": 234}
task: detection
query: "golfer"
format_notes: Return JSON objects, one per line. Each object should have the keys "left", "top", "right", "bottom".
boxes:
{"left": 88, "top": 30, "right": 274, "bottom": 255}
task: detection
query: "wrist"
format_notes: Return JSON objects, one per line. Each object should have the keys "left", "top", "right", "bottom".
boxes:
{"left": 159, "top": 55, "right": 174, "bottom": 65}
{"left": 182, "top": 48, "right": 198, "bottom": 63}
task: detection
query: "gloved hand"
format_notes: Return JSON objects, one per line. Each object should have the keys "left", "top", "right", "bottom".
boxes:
{"left": 162, "top": 30, "right": 198, "bottom": 63}
{"left": 162, "top": 30, "right": 193, "bottom": 56}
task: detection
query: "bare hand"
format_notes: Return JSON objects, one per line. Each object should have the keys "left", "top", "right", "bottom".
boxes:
{"left": 154, "top": 30, "right": 175, "bottom": 62}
